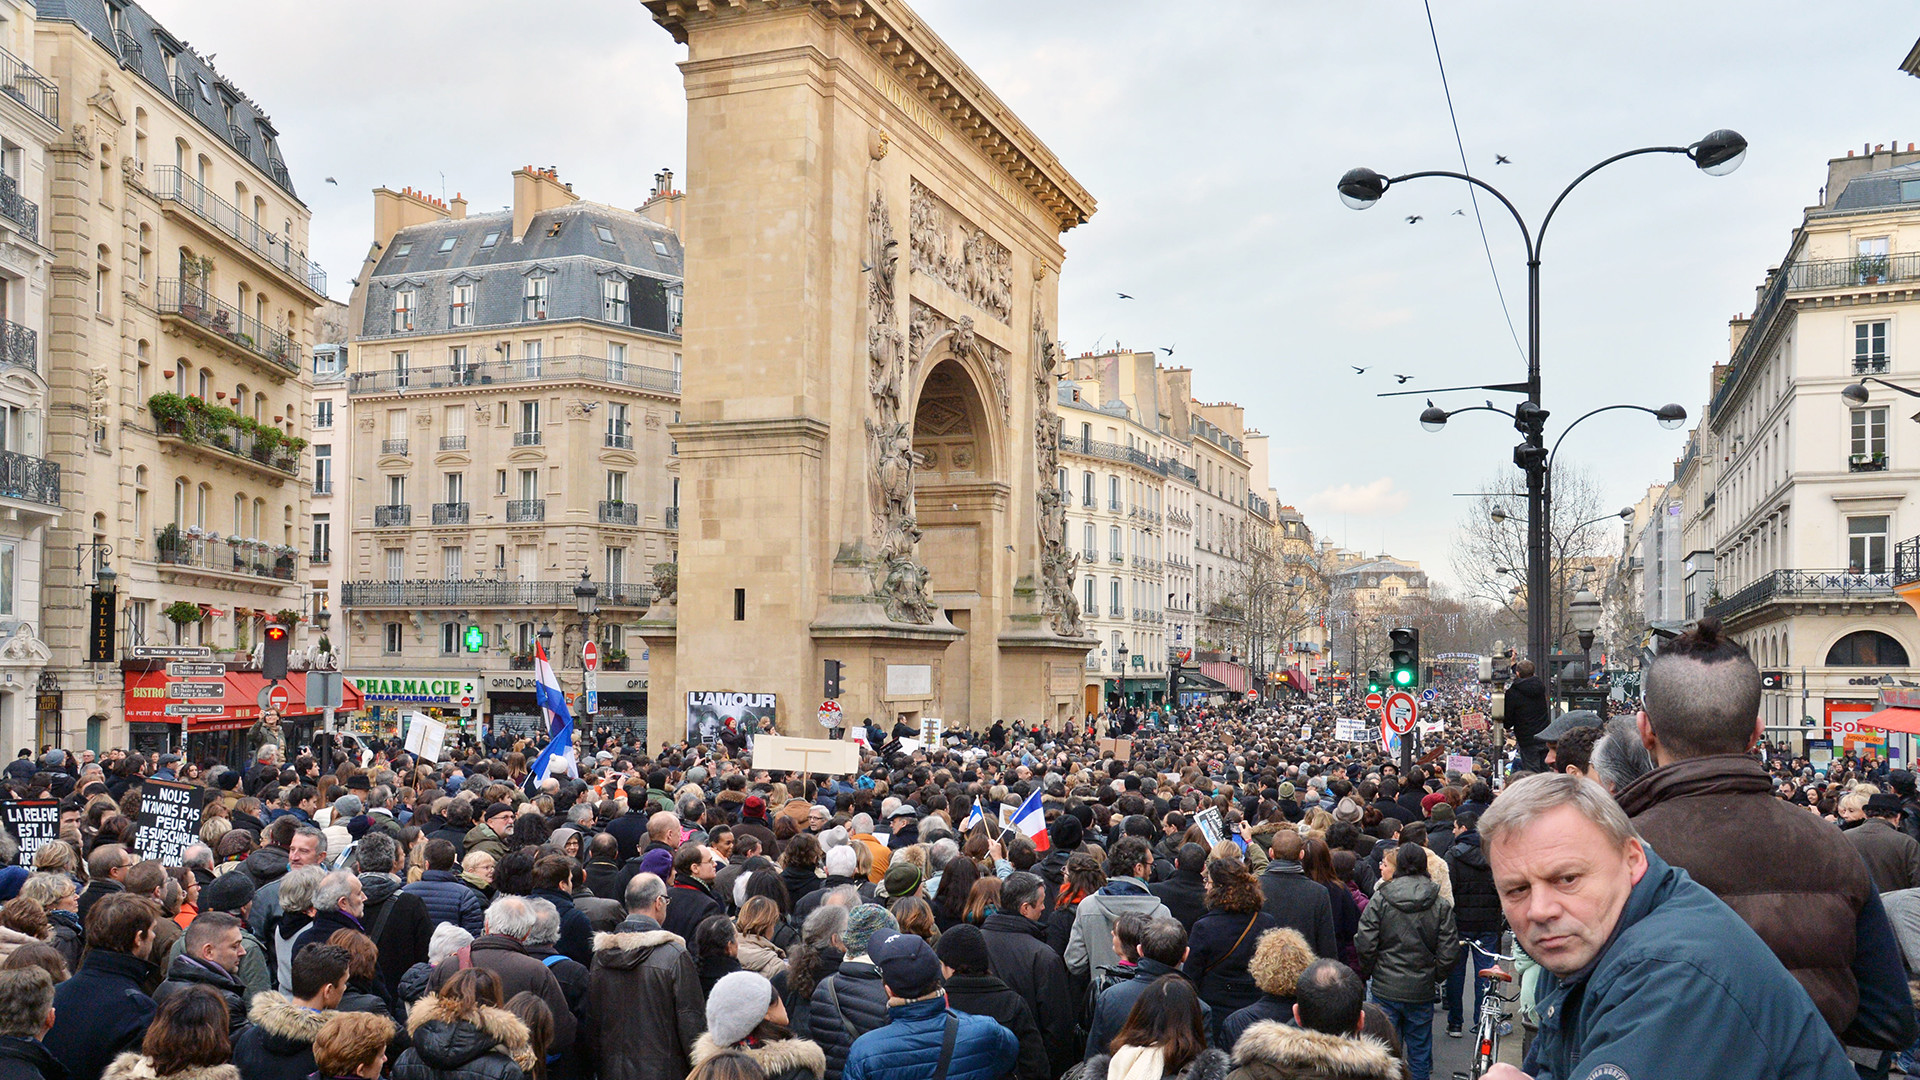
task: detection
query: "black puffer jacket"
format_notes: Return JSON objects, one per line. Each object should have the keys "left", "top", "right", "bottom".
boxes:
{"left": 807, "top": 959, "right": 890, "bottom": 1080}
{"left": 1445, "top": 829, "right": 1503, "bottom": 936}
{"left": 393, "top": 993, "right": 537, "bottom": 1080}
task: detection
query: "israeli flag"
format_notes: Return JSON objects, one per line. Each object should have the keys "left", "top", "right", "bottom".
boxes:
{"left": 962, "top": 801, "right": 983, "bottom": 832}
{"left": 526, "top": 642, "right": 578, "bottom": 789}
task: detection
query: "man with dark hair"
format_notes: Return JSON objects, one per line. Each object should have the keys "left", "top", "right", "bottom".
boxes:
{"left": 1505, "top": 658, "right": 1551, "bottom": 773}
{"left": 232, "top": 943, "right": 349, "bottom": 1080}
{"left": 1148, "top": 842, "right": 1209, "bottom": 931}
{"left": 44, "top": 893, "right": 156, "bottom": 1080}
{"left": 1225, "top": 958, "right": 1400, "bottom": 1080}
{"left": 529, "top": 855, "right": 595, "bottom": 965}
{"left": 1064, "top": 836, "right": 1168, "bottom": 978}
{"left": 154, "top": 911, "right": 249, "bottom": 1035}
{"left": 75, "top": 844, "right": 131, "bottom": 922}
{"left": 1618, "top": 616, "right": 1915, "bottom": 1056}
{"left": 979, "top": 871, "right": 1076, "bottom": 1078}
{"left": 1852, "top": 794, "right": 1920, "bottom": 894}
{"left": 584, "top": 831, "right": 625, "bottom": 900}
{"left": 1083, "top": 916, "right": 1205, "bottom": 1059}
{"left": 1549, "top": 723, "right": 1604, "bottom": 777}
{"left": 0, "top": 967, "right": 60, "bottom": 1080}
{"left": 934, "top": 924, "right": 1048, "bottom": 1080}
{"left": 402, "top": 838, "right": 484, "bottom": 934}
{"left": 1259, "top": 830, "right": 1336, "bottom": 959}
{"left": 353, "top": 830, "right": 433, "bottom": 994}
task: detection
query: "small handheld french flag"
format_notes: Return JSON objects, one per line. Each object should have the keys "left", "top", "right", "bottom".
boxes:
{"left": 1008, "top": 788, "right": 1049, "bottom": 852}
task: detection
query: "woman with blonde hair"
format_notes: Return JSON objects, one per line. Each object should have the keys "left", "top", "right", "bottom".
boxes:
{"left": 734, "top": 896, "right": 789, "bottom": 980}
{"left": 31, "top": 840, "right": 76, "bottom": 880}
{"left": 1217, "top": 927, "right": 1315, "bottom": 1048}
{"left": 20, "top": 873, "right": 78, "bottom": 969}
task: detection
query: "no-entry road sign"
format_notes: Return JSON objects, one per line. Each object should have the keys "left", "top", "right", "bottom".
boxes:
{"left": 1384, "top": 691, "right": 1418, "bottom": 736}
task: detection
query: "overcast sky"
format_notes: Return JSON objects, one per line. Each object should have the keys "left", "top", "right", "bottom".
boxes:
{"left": 140, "top": 0, "right": 1918, "bottom": 589}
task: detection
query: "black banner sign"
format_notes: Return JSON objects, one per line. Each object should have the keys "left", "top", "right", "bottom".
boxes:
{"left": 134, "top": 779, "right": 202, "bottom": 865}
{"left": 0, "top": 801, "right": 58, "bottom": 865}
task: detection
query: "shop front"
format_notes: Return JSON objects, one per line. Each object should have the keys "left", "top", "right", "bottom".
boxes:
{"left": 351, "top": 672, "right": 482, "bottom": 743}
{"left": 126, "top": 669, "right": 366, "bottom": 769}
{"left": 591, "top": 675, "right": 649, "bottom": 744}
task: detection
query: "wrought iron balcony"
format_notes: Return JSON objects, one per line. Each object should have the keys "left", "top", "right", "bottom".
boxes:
{"left": 342, "top": 578, "right": 654, "bottom": 608}
{"left": 0, "top": 318, "right": 34, "bottom": 372}
{"left": 381, "top": 439, "right": 409, "bottom": 456}
{"left": 0, "top": 449, "right": 58, "bottom": 507}
{"left": 605, "top": 431, "right": 633, "bottom": 449}
{"left": 0, "top": 174, "right": 36, "bottom": 243}
{"left": 512, "top": 431, "right": 542, "bottom": 447}
{"left": 1705, "top": 568, "right": 1896, "bottom": 621}
{"left": 1083, "top": 549, "right": 1097, "bottom": 563}
{"left": 598, "top": 500, "right": 638, "bottom": 525}
{"left": 0, "top": 46, "right": 57, "bottom": 129}
{"left": 153, "top": 530, "right": 298, "bottom": 580}
{"left": 1850, "top": 453, "right": 1889, "bottom": 473}
{"left": 151, "top": 168, "right": 326, "bottom": 295}
{"left": 227, "top": 123, "right": 250, "bottom": 155}
{"left": 439, "top": 435, "right": 467, "bottom": 451}
{"left": 1855, "top": 354, "right": 1891, "bottom": 375}
{"left": 157, "top": 279, "right": 298, "bottom": 372}
{"left": 665, "top": 506, "right": 679, "bottom": 530}
{"left": 373, "top": 505, "right": 411, "bottom": 527}
{"left": 1081, "top": 495, "right": 1096, "bottom": 508}
{"left": 114, "top": 30, "right": 142, "bottom": 69}
{"left": 153, "top": 416, "right": 301, "bottom": 476}
{"left": 347, "top": 355, "right": 683, "bottom": 396}
{"left": 172, "top": 74, "right": 194, "bottom": 110}
{"left": 506, "top": 499, "right": 544, "bottom": 522}
{"left": 1108, "top": 552, "right": 1123, "bottom": 564}
{"left": 1897, "top": 537, "right": 1920, "bottom": 589}
{"left": 432, "top": 502, "right": 469, "bottom": 525}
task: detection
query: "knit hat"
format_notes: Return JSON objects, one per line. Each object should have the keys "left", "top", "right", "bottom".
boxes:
{"left": 870, "top": 931, "right": 942, "bottom": 998}
{"left": 743, "top": 795, "right": 766, "bottom": 816}
{"left": 882, "top": 861, "right": 923, "bottom": 900}
{"left": 216, "top": 770, "right": 241, "bottom": 791}
{"left": 1276, "top": 782, "right": 1295, "bottom": 800}
{"left": 843, "top": 904, "right": 899, "bottom": 956}
{"left": 201, "top": 872, "right": 256, "bottom": 913}
{"left": 1333, "top": 798, "right": 1362, "bottom": 823}
{"left": 1048, "top": 814, "right": 1083, "bottom": 851}
{"left": 0, "top": 866, "right": 26, "bottom": 902}
{"left": 705, "top": 970, "right": 776, "bottom": 1047}
{"left": 933, "top": 923, "right": 991, "bottom": 976}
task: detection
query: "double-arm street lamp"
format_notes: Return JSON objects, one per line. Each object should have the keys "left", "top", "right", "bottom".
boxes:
{"left": 1339, "top": 129, "right": 1745, "bottom": 671}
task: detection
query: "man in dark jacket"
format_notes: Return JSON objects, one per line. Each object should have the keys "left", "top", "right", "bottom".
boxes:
{"left": 1225, "top": 960, "right": 1402, "bottom": 1080}
{"left": 1487, "top": 772, "right": 1853, "bottom": 1080}
{"left": 793, "top": 845, "right": 864, "bottom": 925}
{"left": 231, "top": 944, "right": 348, "bottom": 1080}
{"left": 74, "top": 845, "right": 131, "bottom": 924}
{"left": 661, "top": 845, "right": 723, "bottom": 943}
{"left": 583, "top": 833, "right": 626, "bottom": 901}
{"left": 528, "top": 855, "right": 597, "bottom": 966}
{"left": 841, "top": 932, "right": 1017, "bottom": 1080}
{"left": 934, "top": 926, "right": 1047, "bottom": 1080}
{"left": 585, "top": 872, "right": 707, "bottom": 1080}
{"left": 732, "top": 796, "right": 780, "bottom": 859}
{"left": 1033, "top": 817, "right": 1078, "bottom": 911}
{"left": 1850, "top": 795, "right": 1920, "bottom": 893}
{"left": 153, "top": 912, "right": 250, "bottom": 1037}
{"left": 603, "top": 788, "right": 654, "bottom": 863}
{"left": 0, "top": 966, "right": 62, "bottom": 1080}
{"left": 428, "top": 895, "right": 577, "bottom": 1053}
{"left": 1147, "top": 842, "right": 1209, "bottom": 932}
{"left": 1504, "top": 660, "right": 1551, "bottom": 773}
{"left": 977, "top": 873, "right": 1076, "bottom": 1078}
{"left": 292, "top": 870, "right": 369, "bottom": 957}
{"left": 402, "top": 839, "right": 485, "bottom": 935}
{"left": 353, "top": 832, "right": 434, "bottom": 994}
{"left": 1442, "top": 815, "right": 1502, "bottom": 1038}
{"left": 1619, "top": 617, "right": 1916, "bottom": 1056}
{"left": 44, "top": 894, "right": 156, "bottom": 1080}
{"left": 810, "top": 904, "right": 898, "bottom": 1080}
{"left": 1258, "top": 831, "right": 1336, "bottom": 959}
{"left": 525, "top": 898, "right": 590, "bottom": 1080}
{"left": 1084, "top": 916, "right": 1208, "bottom": 1060}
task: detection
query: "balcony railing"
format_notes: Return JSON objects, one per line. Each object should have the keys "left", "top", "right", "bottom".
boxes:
{"left": 440, "top": 435, "right": 467, "bottom": 451}
{"left": 665, "top": 506, "right": 679, "bottom": 530}
{"left": 343, "top": 579, "right": 654, "bottom": 608}
{"left": 1855, "top": 354, "right": 1891, "bottom": 375}
{"left": 153, "top": 530, "right": 298, "bottom": 580}
{"left": 0, "top": 449, "right": 59, "bottom": 507}
{"left": 0, "top": 46, "right": 57, "bottom": 128}
{"left": 0, "top": 318, "right": 34, "bottom": 373}
{"left": 512, "top": 431, "right": 542, "bottom": 446}
{"left": 1061, "top": 434, "right": 1172, "bottom": 476}
{"left": 506, "top": 499, "right": 544, "bottom": 522}
{"left": 1787, "top": 252, "right": 1920, "bottom": 292}
{"left": 310, "top": 549, "right": 331, "bottom": 565}
{"left": 373, "top": 505, "right": 411, "bottom": 527}
{"left": 157, "top": 279, "right": 298, "bottom": 372}
{"left": 0, "top": 174, "right": 36, "bottom": 243}
{"left": 1081, "top": 495, "right": 1096, "bottom": 508}
{"left": 155, "top": 417, "right": 301, "bottom": 475}
{"left": 1850, "top": 453, "right": 1889, "bottom": 473}
{"left": 605, "top": 431, "right": 633, "bottom": 449}
{"left": 432, "top": 502, "right": 469, "bottom": 525}
{"left": 149, "top": 168, "right": 327, "bottom": 295}
{"left": 1705, "top": 568, "right": 1896, "bottom": 621}
{"left": 599, "top": 500, "right": 638, "bottom": 525}
{"left": 1897, "top": 537, "right": 1920, "bottom": 588}
{"left": 1108, "top": 552, "right": 1123, "bottom": 564}
{"left": 381, "top": 439, "right": 409, "bottom": 456}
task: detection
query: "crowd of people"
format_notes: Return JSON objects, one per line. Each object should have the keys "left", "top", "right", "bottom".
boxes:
{"left": 0, "top": 616, "right": 1908, "bottom": 1080}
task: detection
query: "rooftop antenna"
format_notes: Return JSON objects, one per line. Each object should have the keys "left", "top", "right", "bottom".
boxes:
{"left": 439, "top": 172, "right": 448, "bottom": 202}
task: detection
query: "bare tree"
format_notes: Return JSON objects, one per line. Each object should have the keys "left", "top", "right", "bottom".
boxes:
{"left": 1232, "top": 529, "right": 1334, "bottom": 677}
{"left": 1449, "top": 465, "right": 1624, "bottom": 653}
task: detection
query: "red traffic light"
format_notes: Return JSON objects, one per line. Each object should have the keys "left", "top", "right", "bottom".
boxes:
{"left": 264, "top": 624, "right": 289, "bottom": 642}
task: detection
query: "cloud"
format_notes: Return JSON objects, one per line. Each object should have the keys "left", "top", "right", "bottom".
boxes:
{"left": 1302, "top": 478, "right": 1410, "bottom": 517}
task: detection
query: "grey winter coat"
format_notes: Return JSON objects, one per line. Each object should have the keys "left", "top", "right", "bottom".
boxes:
{"left": 1353, "top": 875, "right": 1457, "bottom": 1005}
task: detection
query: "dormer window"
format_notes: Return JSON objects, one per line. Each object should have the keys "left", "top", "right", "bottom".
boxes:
{"left": 451, "top": 283, "right": 474, "bottom": 327}
{"left": 481, "top": 231, "right": 499, "bottom": 248}
{"left": 392, "top": 289, "right": 414, "bottom": 333}
{"left": 438, "top": 236, "right": 457, "bottom": 253}
{"left": 595, "top": 225, "right": 615, "bottom": 244}
{"left": 602, "top": 278, "right": 629, "bottom": 323}
{"left": 393, "top": 242, "right": 412, "bottom": 258}
{"left": 524, "top": 276, "right": 548, "bottom": 320}
{"left": 652, "top": 240, "right": 669, "bottom": 256}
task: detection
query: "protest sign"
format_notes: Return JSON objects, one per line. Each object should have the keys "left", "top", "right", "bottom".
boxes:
{"left": 1098, "top": 737, "right": 1133, "bottom": 763}
{"left": 0, "top": 801, "right": 58, "bottom": 865}
{"left": 403, "top": 713, "right": 447, "bottom": 762}
{"left": 1446, "top": 754, "right": 1474, "bottom": 776}
{"left": 1195, "top": 806, "right": 1226, "bottom": 847}
{"left": 1462, "top": 712, "right": 1489, "bottom": 731}
{"left": 135, "top": 780, "right": 203, "bottom": 865}
{"left": 1334, "top": 717, "right": 1368, "bottom": 742}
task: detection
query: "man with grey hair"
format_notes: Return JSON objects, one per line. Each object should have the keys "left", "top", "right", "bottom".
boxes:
{"left": 353, "top": 830, "right": 432, "bottom": 994}
{"left": 1614, "top": 616, "right": 1912, "bottom": 1056}
{"left": 430, "top": 894, "right": 575, "bottom": 1052}
{"left": 1586, "top": 718, "right": 1652, "bottom": 794}
{"left": 180, "top": 843, "right": 216, "bottom": 886}
{"left": 270, "top": 864, "right": 325, "bottom": 990}
{"left": 1479, "top": 772, "right": 1851, "bottom": 1080}
{"left": 0, "top": 965, "right": 58, "bottom": 1080}
{"left": 322, "top": 794, "right": 362, "bottom": 858}
{"left": 249, "top": 824, "right": 326, "bottom": 944}
{"left": 292, "top": 869, "right": 366, "bottom": 957}
{"left": 590, "top": 873, "right": 702, "bottom": 1080}
{"left": 522, "top": 898, "right": 588, "bottom": 1057}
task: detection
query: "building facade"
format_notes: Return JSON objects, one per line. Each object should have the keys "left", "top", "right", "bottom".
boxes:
{"left": 340, "top": 167, "right": 682, "bottom": 741}
{"left": 36, "top": 0, "right": 324, "bottom": 752}
{"left": 308, "top": 299, "right": 349, "bottom": 666}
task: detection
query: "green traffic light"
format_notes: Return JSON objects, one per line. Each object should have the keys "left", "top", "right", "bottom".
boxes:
{"left": 1394, "top": 669, "right": 1413, "bottom": 685}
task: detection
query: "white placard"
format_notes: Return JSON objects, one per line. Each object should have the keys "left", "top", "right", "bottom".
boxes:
{"left": 1334, "top": 717, "right": 1368, "bottom": 742}
{"left": 751, "top": 734, "right": 860, "bottom": 774}
{"left": 886, "top": 664, "right": 933, "bottom": 698}
{"left": 1195, "top": 807, "right": 1226, "bottom": 847}
{"left": 403, "top": 713, "right": 447, "bottom": 762}
{"left": 921, "top": 717, "right": 944, "bottom": 744}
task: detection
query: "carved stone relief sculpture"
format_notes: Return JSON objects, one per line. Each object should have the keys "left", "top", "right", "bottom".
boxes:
{"left": 909, "top": 179, "right": 1013, "bottom": 324}
{"left": 1033, "top": 308, "right": 1081, "bottom": 637}
{"left": 867, "top": 189, "right": 934, "bottom": 625}
{"left": 909, "top": 299, "right": 1010, "bottom": 420}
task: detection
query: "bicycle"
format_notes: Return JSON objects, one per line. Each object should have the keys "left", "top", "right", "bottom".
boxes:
{"left": 1453, "top": 938, "right": 1522, "bottom": 1080}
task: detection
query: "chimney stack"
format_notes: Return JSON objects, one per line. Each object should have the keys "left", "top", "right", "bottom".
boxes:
{"left": 450, "top": 192, "right": 467, "bottom": 220}
{"left": 639, "top": 164, "right": 685, "bottom": 238}
{"left": 512, "top": 166, "right": 579, "bottom": 242}
{"left": 371, "top": 184, "right": 451, "bottom": 250}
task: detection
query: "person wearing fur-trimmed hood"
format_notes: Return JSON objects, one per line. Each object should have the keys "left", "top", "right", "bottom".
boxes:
{"left": 690, "top": 971, "right": 825, "bottom": 1080}
{"left": 392, "top": 969, "right": 537, "bottom": 1080}
{"left": 584, "top": 873, "right": 705, "bottom": 1080}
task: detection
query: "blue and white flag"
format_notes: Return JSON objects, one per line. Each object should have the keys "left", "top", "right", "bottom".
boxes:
{"left": 526, "top": 642, "right": 577, "bottom": 789}
{"left": 961, "top": 801, "right": 983, "bottom": 832}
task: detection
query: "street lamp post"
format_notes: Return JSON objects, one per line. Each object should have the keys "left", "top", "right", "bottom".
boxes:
{"left": 1341, "top": 129, "right": 1745, "bottom": 673}
{"left": 574, "top": 569, "right": 599, "bottom": 737}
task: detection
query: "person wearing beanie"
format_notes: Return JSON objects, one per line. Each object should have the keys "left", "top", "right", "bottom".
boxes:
{"left": 808, "top": 906, "right": 897, "bottom": 1080}
{"left": 934, "top": 925, "right": 1048, "bottom": 1080}
{"left": 839, "top": 932, "right": 1017, "bottom": 1080}
{"left": 878, "top": 862, "right": 920, "bottom": 903}
{"left": 690, "top": 970, "right": 825, "bottom": 1080}
{"left": 1035, "top": 814, "right": 1080, "bottom": 909}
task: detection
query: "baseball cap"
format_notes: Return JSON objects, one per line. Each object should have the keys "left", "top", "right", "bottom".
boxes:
{"left": 869, "top": 931, "right": 942, "bottom": 998}
{"left": 1540, "top": 710, "right": 1603, "bottom": 742}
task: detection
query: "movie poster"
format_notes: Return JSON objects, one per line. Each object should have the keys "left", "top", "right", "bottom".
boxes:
{"left": 686, "top": 691, "right": 777, "bottom": 745}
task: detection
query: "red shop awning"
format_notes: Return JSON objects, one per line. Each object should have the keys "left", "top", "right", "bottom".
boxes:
{"left": 124, "top": 669, "right": 364, "bottom": 732}
{"left": 1860, "top": 706, "right": 1920, "bottom": 737}
{"left": 1199, "top": 661, "right": 1249, "bottom": 693}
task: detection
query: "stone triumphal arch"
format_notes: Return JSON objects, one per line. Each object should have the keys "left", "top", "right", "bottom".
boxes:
{"left": 638, "top": 0, "right": 1097, "bottom": 745}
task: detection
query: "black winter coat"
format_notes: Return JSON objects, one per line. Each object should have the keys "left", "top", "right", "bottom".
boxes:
{"left": 1256, "top": 865, "right": 1336, "bottom": 959}
{"left": 807, "top": 960, "right": 890, "bottom": 1080}
{"left": 44, "top": 949, "right": 155, "bottom": 1080}
{"left": 526, "top": 888, "right": 595, "bottom": 966}
{"left": 394, "top": 994, "right": 537, "bottom": 1080}
{"left": 978, "top": 911, "right": 1079, "bottom": 1078}
{"left": 230, "top": 992, "right": 329, "bottom": 1080}
{"left": 1183, "top": 910, "right": 1277, "bottom": 1028}
{"left": 585, "top": 922, "right": 706, "bottom": 1080}
{"left": 0, "top": 1038, "right": 63, "bottom": 1080}
{"left": 943, "top": 972, "right": 1050, "bottom": 1080}
{"left": 661, "top": 877, "right": 724, "bottom": 943}
{"left": 361, "top": 874, "right": 436, "bottom": 993}
{"left": 1220, "top": 994, "right": 1293, "bottom": 1053}
{"left": 153, "top": 955, "right": 248, "bottom": 1037}
{"left": 1149, "top": 869, "right": 1209, "bottom": 932}
{"left": 1445, "top": 830, "right": 1503, "bottom": 936}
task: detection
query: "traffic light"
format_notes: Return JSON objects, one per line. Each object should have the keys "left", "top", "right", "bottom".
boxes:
{"left": 824, "top": 659, "right": 843, "bottom": 699}
{"left": 1388, "top": 627, "right": 1420, "bottom": 689}
{"left": 1366, "top": 670, "right": 1383, "bottom": 694}
{"left": 463, "top": 625, "right": 485, "bottom": 653}
{"left": 262, "top": 622, "right": 290, "bottom": 680}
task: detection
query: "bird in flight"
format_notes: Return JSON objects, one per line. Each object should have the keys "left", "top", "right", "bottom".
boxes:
{"left": 1451, "top": 209, "right": 1465, "bottom": 216}
{"left": 325, "top": 177, "right": 339, "bottom": 185}
{"left": 1116, "top": 292, "right": 1134, "bottom": 300}
{"left": 1352, "top": 366, "right": 1370, "bottom": 375}
{"left": 1159, "top": 345, "right": 1175, "bottom": 356}
{"left": 1495, "top": 154, "right": 1511, "bottom": 165}
{"left": 1405, "top": 215, "right": 1423, "bottom": 224}
{"left": 1394, "top": 374, "right": 1414, "bottom": 384}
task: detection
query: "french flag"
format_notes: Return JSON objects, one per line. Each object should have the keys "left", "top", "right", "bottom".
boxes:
{"left": 1008, "top": 788, "right": 1049, "bottom": 852}
{"left": 525, "top": 642, "right": 578, "bottom": 789}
